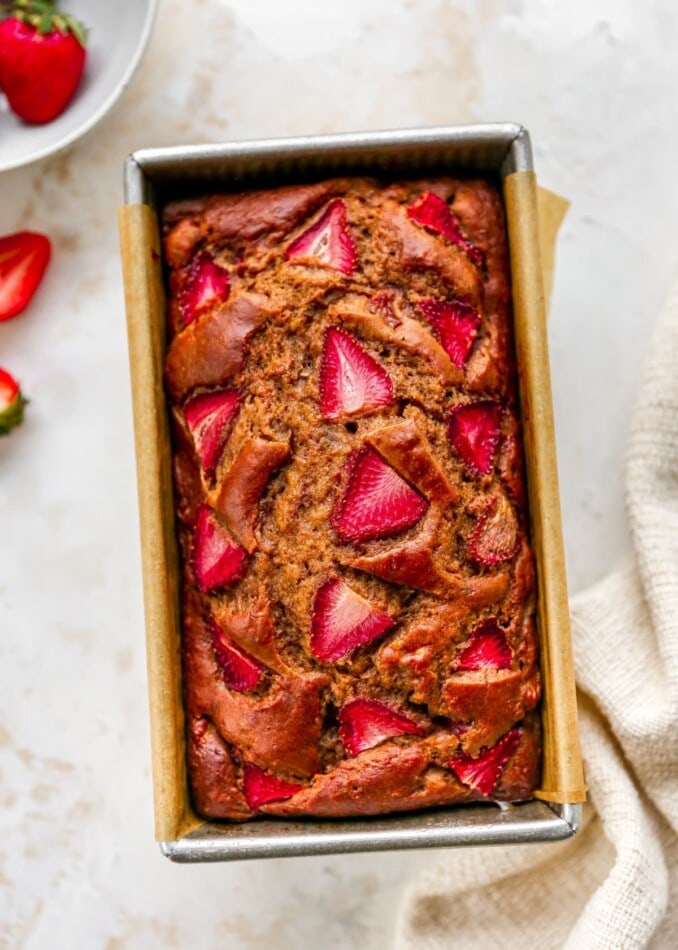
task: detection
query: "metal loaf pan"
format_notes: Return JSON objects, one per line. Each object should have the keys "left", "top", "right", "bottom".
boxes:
{"left": 119, "top": 123, "right": 586, "bottom": 863}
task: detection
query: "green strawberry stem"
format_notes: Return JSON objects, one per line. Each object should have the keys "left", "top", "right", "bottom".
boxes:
{"left": 0, "top": 391, "right": 26, "bottom": 436}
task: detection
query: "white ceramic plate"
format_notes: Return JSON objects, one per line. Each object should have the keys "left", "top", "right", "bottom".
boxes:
{"left": 0, "top": 0, "right": 157, "bottom": 172}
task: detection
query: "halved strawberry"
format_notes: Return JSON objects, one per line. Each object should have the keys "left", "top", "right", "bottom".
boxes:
{"left": 310, "top": 577, "right": 394, "bottom": 662}
{"left": 319, "top": 327, "right": 393, "bottom": 420}
{"left": 192, "top": 505, "right": 248, "bottom": 592}
{"left": 447, "top": 728, "right": 521, "bottom": 796}
{"left": 0, "top": 231, "right": 51, "bottom": 321}
{"left": 407, "top": 191, "right": 483, "bottom": 267}
{"left": 333, "top": 447, "right": 428, "bottom": 543}
{"left": 179, "top": 251, "right": 229, "bottom": 326}
{"left": 338, "top": 698, "right": 424, "bottom": 756}
{"left": 0, "top": 367, "right": 26, "bottom": 435}
{"left": 455, "top": 619, "right": 512, "bottom": 672}
{"left": 417, "top": 298, "right": 480, "bottom": 369}
{"left": 449, "top": 401, "right": 502, "bottom": 476}
{"left": 183, "top": 388, "right": 241, "bottom": 479}
{"left": 469, "top": 493, "right": 519, "bottom": 566}
{"left": 242, "top": 763, "right": 303, "bottom": 810}
{"left": 285, "top": 199, "right": 357, "bottom": 275}
{"left": 209, "top": 619, "right": 263, "bottom": 692}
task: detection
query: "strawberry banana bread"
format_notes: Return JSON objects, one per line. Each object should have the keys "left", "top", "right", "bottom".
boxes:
{"left": 162, "top": 177, "right": 541, "bottom": 820}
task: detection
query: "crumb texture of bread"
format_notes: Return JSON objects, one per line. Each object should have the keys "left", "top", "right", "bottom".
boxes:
{"left": 162, "top": 177, "right": 541, "bottom": 821}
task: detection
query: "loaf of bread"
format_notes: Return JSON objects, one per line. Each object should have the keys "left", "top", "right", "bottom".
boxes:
{"left": 162, "top": 176, "right": 541, "bottom": 820}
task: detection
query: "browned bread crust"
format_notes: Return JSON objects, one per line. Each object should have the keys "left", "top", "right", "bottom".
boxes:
{"left": 163, "top": 176, "right": 541, "bottom": 821}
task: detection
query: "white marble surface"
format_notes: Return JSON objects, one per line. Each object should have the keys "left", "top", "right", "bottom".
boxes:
{"left": 2, "top": 1, "right": 677, "bottom": 947}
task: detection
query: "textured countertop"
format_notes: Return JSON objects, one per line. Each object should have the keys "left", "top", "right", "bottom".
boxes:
{"left": 2, "top": 1, "right": 677, "bottom": 946}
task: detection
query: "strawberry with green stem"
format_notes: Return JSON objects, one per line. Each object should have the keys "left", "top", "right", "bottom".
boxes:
{"left": 0, "top": 0, "right": 87, "bottom": 124}
{"left": 0, "top": 367, "right": 26, "bottom": 435}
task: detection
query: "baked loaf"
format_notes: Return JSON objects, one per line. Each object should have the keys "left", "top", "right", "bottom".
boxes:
{"left": 162, "top": 176, "right": 541, "bottom": 821}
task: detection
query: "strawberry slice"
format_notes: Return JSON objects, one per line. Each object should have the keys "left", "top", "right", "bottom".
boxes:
{"left": 333, "top": 447, "right": 428, "bottom": 543}
{"left": 209, "top": 619, "right": 263, "bottom": 692}
{"left": 183, "top": 388, "right": 241, "bottom": 479}
{"left": 407, "top": 191, "right": 483, "bottom": 267}
{"left": 180, "top": 251, "right": 230, "bottom": 326}
{"left": 285, "top": 199, "right": 357, "bottom": 275}
{"left": 0, "top": 367, "right": 26, "bottom": 435}
{"left": 242, "top": 763, "right": 303, "bottom": 810}
{"left": 469, "top": 493, "right": 519, "bottom": 566}
{"left": 0, "top": 232, "right": 51, "bottom": 321}
{"left": 338, "top": 698, "right": 424, "bottom": 756}
{"left": 310, "top": 577, "right": 394, "bottom": 662}
{"left": 449, "top": 401, "right": 502, "bottom": 476}
{"left": 319, "top": 327, "right": 393, "bottom": 420}
{"left": 417, "top": 298, "right": 480, "bottom": 369}
{"left": 455, "top": 619, "right": 512, "bottom": 672}
{"left": 192, "top": 505, "right": 248, "bottom": 592}
{"left": 447, "top": 728, "right": 521, "bottom": 796}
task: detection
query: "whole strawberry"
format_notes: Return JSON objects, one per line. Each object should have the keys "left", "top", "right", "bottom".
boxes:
{"left": 0, "top": 0, "right": 87, "bottom": 125}
{"left": 0, "top": 367, "right": 26, "bottom": 435}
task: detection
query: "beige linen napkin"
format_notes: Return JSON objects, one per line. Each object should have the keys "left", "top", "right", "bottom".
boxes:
{"left": 396, "top": 265, "right": 678, "bottom": 949}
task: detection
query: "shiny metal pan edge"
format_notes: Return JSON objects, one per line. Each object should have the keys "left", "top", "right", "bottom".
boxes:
{"left": 160, "top": 801, "right": 581, "bottom": 863}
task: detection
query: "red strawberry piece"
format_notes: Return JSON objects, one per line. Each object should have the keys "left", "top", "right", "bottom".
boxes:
{"left": 180, "top": 251, "right": 230, "bottom": 326}
{"left": 192, "top": 505, "right": 248, "bottom": 592}
{"left": 0, "top": 231, "right": 51, "bottom": 321}
{"left": 469, "top": 493, "right": 519, "bottom": 566}
{"left": 183, "top": 388, "right": 240, "bottom": 478}
{"left": 319, "top": 327, "right": 393, "bottom": 420}
{"left": 333, "top": 447, "right": 428, "bottom": 543}
{"left": 242, "top": 763, "right": 303, "bottom": 810}
{"left": 407, "top": 191, "right": 483, "bottom": 267}
{"left": 448, "top": 401, "right": 502, "bottom": 476}
{"left": 0, "top": 367, "right": 26, "bottom": 435}
{"left": 447, "top": 728, "right": 521, "bottom": 796}
{"left": 455, "top": 619, "right": 512, "bottom": 672}
{"left": 285, "top": 199, "right": 357, "bottom": 275}
{"left": 338, "top": 698, "right": 424, "bottom": 756}
{"left": 417, "top": 298, "right": 480, "bottom": 369}
{"left": 310, "top": 577, "right": 394, "bottom": 662}
{"left": 0, "top": 5, "right": 87, "bottom": 125}
{"left": 209, "top": 619, "right": 263, "bottom": 692}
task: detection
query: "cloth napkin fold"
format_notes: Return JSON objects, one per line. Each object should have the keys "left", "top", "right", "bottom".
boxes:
{"left": 396, "top": 276, "right": 678, "bottom": 949}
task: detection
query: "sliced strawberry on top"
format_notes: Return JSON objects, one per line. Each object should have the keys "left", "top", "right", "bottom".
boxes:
{"left": 406, "top": 191, "right": 483, "bottom": 267}
{"left": 310, "top": 577, "right": 394, "bottom": 663}
{"left": 0, "top": 232, "right": 51, "bottom": 321}
{"left": 209, "top": 619, "right": 263, "bottom": 692}
{"left": 449, "top": 401, "right": 502, "bottom": 477}
{"left": 242, "top": 763, "right": 303, "bottom": 810}
{"left": 333, "top": 447, "right": 428, "bottom": 543}
{"left": 469, "top": 493, "right": 519, "bottom": 566}
{"left": 455, "top": 619, "right": 512, "bottom": 672}
{"left": 192, "top": 504, "right": 248, "bottom": 592}
{"left": 183, "top": 388, "right": 241, "bottom": 479}
{"left": 285, "top": 199, "right": 357, "bottom": 275}
{"left": 0, "top": 367, "right": 26, "bottom": 436}
{"left": 319, "top": 327, "right": 393, "bottom": 420}
{"left": 418, "top": 298, "right": 480, "bottom": 369}
{"left": 179, "top": 251, "right": 230, "bottom": 326}
{"left": 338, "top": 698, "right": 424, "bottom": 756}
{"left": 447, "top": 728, "right": 521, "bottom": 796}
